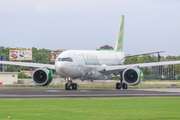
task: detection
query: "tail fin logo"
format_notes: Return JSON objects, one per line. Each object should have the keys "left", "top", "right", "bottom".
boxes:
{"left": 116, "top": 15, "right": 125, "bottom": 52}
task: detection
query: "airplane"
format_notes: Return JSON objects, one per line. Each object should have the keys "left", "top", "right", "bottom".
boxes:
{"left": 1, "top": 15, "right": 180, "bottom": 90}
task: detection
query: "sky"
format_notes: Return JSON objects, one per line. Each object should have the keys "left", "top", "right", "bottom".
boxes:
{"left": 0, "top": 0, "right": 180, "bottom": 56}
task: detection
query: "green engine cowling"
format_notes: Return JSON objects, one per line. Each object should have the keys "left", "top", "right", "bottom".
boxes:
{"left": 32, "top": 68, "right": 53, "bottom": 86}
{"left": 123, "top": 67, "right": 143, "bottom": 86}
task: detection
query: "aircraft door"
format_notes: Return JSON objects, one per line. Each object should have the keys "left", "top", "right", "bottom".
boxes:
{"left": 76, "top": 53, "right": 85, "bottom": 76}
{"left": 77, "top": 53, "right": 83, "bottom": 66}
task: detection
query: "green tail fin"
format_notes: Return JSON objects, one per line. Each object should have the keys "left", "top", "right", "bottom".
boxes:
{"left": 116, "top": 15, "right": 125, "bottom": 52}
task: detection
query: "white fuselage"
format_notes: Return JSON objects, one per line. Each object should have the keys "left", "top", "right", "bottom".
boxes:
{"left": 55, "top": 50, "right": 125, "bottom": 80}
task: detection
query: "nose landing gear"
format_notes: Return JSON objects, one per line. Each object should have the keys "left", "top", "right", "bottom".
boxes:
{"left": 65, "top": 79, "right": 78, "bottom": 90}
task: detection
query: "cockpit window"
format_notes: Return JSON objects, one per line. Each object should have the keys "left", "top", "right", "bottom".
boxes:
{"left": 58, "top": 57, "right": 73, "bottom": 62}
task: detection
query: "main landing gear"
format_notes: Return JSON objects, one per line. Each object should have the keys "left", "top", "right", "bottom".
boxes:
{"left": 65, "top": 80, "right": 78, "bottom": 90}
{"left": 116, "top": 82, "right": 128, "bottom": 89}
{"left": 115, "top": 72, "right": 128, "bottom": 89}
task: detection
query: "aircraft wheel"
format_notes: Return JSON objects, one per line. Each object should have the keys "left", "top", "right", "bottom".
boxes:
{"left": 74, "top": 83, "right": 77, "bottom": 90}
{"left": 123, "top": 83, "right": 128, "bottom": 89}
{"left": 65, "top": 83, "right": 69, "bottom": 90}
{"left": 72, "top": 83, "right": 75, "bottom": 90}
{"left": 69, "top": 83, "right": 73, "bottom": 90}
{"left": 116, "top": 83, "right": 121, "bottom": 89}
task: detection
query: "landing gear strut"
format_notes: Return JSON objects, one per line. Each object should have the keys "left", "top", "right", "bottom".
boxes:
{"left": 115, "top": 71, "right": 128, "bottom": 89}
{"left": 65, "top": 80, "right": 77, "bottom": 90}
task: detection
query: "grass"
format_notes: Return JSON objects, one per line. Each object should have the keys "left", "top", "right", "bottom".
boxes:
{"left": 0, "top": 97, "right": 180, "bottom": 120}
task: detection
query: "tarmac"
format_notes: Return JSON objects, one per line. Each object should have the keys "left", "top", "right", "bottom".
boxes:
{"left": 0, "top": 88, "right": 180, "bottom": 98}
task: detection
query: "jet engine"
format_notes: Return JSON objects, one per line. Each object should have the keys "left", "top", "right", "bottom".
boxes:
{"left": 123, "top": 67, "right": 143, "bottom": 86}
{"left": 32, "top": 68, "right": 53, "bottom": 86}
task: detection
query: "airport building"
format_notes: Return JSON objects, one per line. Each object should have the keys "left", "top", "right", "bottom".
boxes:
{"left": 0, "top": 72, "right": 18, "bottom": 85}
{"left": 22, "top": 70, "right": 33, "bottom": 77}
{"left": 50, "top": 50, "right": 65, "bottom": 63}
{"left": 0, "top": 55, "right": 18, "bottom": 85}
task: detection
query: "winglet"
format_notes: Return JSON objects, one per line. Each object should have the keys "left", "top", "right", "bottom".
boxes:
{"left": 115, "top": 15, "right": 125, "bottom": 52}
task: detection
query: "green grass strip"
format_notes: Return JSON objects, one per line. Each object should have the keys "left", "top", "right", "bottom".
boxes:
{"left": 0, "top": 97, "right": 180, "bottom": 120}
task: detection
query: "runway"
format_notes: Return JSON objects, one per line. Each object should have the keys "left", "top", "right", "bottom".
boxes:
{"left": 0, "top": 88, "right": 180, "bottom": 98}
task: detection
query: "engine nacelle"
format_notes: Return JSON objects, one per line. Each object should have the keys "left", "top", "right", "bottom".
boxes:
{"left": 123, "top": 67, "right": 143, "bottom": 86}
{"left": 32, "top": 68, "right": 53, "bottom": 86}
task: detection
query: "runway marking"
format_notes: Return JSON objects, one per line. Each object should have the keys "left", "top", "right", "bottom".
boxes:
{"left": 28, "top": 90, "right": 43, "bottom": 91}
{"left": 44, "top": 90, "right": 64, "bottom": 92}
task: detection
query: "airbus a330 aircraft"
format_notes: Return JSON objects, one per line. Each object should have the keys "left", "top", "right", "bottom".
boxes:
{"left": 1, "top": 15, "right": 180, "bottom": 90}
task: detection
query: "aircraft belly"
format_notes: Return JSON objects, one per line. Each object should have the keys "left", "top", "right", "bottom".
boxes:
{"left": 81, "top": 66, "right": 107, "bottom": 80}
{"left": 88, "top": 72, "right": 107, "bottom": 80}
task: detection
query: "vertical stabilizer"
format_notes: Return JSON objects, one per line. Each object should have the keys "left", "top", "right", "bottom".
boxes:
{"left": 115, "top": 15, "right": 125, "bottom": 52}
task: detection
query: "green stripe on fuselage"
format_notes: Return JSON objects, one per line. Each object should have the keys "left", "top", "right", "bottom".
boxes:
{"left": 81, "top": 53, "right": 99, "bottom": 65}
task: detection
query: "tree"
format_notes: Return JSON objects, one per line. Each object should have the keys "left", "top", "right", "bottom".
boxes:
{"left": 18, "top": 72, "right": 27, "bottom": 78}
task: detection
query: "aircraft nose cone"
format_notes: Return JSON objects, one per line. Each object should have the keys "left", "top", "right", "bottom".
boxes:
{"left": 55, "top": 62, "right": 67, "bottom": 77}
{"left": 55, "top": 61, "right": 82, "bottom": 79}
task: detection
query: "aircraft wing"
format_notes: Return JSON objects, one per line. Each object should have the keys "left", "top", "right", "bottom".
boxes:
{"left": 101, "top": 61, "right": 180, "bottom": 75}
{"left": 125, "top": 51, "right": 165, "bottom": 58}
{"left": 0, "top": 61, "right": 55, "bottom": 69}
